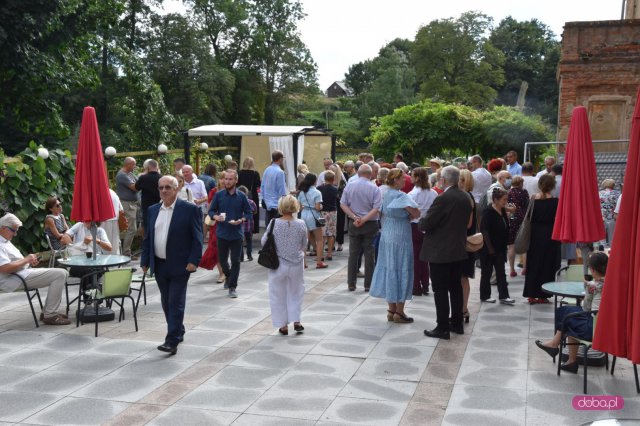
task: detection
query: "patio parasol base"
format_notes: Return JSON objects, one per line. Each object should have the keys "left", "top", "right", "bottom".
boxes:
{"left": 79, "top": 305, "right": 115, "bottom": 323}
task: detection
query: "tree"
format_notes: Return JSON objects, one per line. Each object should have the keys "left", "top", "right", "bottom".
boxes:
{"left": 489, "top": 17, "right": 560, "bottom": 123}
{"left": 412, "top": 11, "right": 505, "bottom": 109}
{"left": 344, "top": 61, "right": 375, "bottom": 97}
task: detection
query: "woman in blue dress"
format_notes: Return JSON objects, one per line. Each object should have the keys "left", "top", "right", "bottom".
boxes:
{"left": 297, "top": 173, "right": 328, "bottom": 269}
{"left": 370, "top": 169, "right": 421, "bottom": 323}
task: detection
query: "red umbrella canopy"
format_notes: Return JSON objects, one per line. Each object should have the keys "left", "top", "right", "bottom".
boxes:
{"left": 593, "top": 89, "right": 640, "bottom": 363}
{"left": 71, "top": 107, "right": 115, "bottom": 223}
{"left": 552, "top": 106, "right": 605, "bottom": 243}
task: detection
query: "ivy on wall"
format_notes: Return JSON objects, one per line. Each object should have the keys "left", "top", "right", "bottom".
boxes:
{"left": 1, "top": 142, "right": 76, "bottom": 253}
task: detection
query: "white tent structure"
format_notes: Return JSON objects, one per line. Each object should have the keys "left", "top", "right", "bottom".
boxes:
{"left": 187, "top": 125, "right": 334, "bottom": 192}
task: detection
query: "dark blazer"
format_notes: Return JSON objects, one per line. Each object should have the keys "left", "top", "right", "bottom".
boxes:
{"left": 141, "top": 198, "right": 203, "bottom": 276}
{"left": 420, "top": 186, "right": 472, "bottom": 263}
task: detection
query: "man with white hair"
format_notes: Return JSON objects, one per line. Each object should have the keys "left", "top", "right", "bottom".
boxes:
{"left": 343, "top": 161, "right": 356, "bottom": 181}
{"left": 536, "top": 156, "right": 556, "bottom": 177}
{"left": 420, "top": 167, "right": 472, "bottom": 340}
{"left": 340, "top": 164, "right": 382, "bottom": 291}
{"left": 396, "top": 162, "right": 413, "bottom": 193}
{"left": 316, "top": 158, "right": 334, "bottom": 186}
{"left": 0, "top": 213, "right": 70, "bottom": 325}
{"left": 368, "top": 161, "right": 380, "bottom": 182}
{"left": 182, "top": 165, "right": 208, "bottom": 216}
{"left": 470, "top": 155, "right": 492, "bottom": 203}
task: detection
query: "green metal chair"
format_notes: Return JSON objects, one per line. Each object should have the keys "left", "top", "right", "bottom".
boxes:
{"left": 77, "top": 268, "right": 138, "bottom": 337}
{"left": 4, "top": 273, "right": 43, "bottom": 328}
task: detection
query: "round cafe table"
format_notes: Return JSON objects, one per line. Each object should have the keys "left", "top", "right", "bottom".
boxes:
{"left": 542, "top": 281, "right": 585, "bottom": 324}
{"left": 57, "top": 254, "right": 131, "bottom": 324}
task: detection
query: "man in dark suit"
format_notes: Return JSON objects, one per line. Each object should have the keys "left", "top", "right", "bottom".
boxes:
{"left": 420, "top": 166, "right": 472, "bottom": 340}
{"left": 141, "top": 175, "right": 203, "bottom": 354}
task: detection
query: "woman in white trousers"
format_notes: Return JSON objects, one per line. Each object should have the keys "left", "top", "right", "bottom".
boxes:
{"left": 262, "top": 195, "right": 308, "bottom": 335}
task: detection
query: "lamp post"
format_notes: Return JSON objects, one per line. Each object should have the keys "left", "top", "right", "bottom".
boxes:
{"left": 37, "top": 147, "right": 49, "bottom": 160}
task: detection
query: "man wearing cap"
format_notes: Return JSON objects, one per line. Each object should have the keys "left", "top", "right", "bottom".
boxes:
{"left": 0, "top": 213, "right": 70, "bottom": 325}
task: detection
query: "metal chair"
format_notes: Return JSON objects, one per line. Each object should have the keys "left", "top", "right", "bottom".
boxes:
{"left": 130, "top": 271, "right": 153, "bottom": 310}
{"left": 45, "top": 234, "right": 66, "bottom": 268}
{"left": 4, "top": 273, "right": 44, "bottom": 328}
{"left": 555, "top": 265, "right": 585, "bottom": 306}
{"left": 611, "top": 356, "right": 640, "bottom": 394}
{"left": 77, "top": 268, "right": 138, "bottom": 337}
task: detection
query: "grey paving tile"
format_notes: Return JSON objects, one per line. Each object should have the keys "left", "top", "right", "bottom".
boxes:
{"left": 0, "top": 329, "right": 57, "bottom": 347}
{"left": 377, "top": 329, "right": 439, "bottom": 347}
{"left": 399, "top": 402, "right": 445, "bottom": 426}
{"left": 0, "top": 391, "right": 61, "bottom": 423}
{"left": 87, "top": 339, "right": 155, "bottom": 357}
{"left": 368, "top": 343, "right": 435, "bottom": 362}
{"left": 181, "top": 330, "right": 239, "bottom": 347}
{"left": 443, "top": 384, "right": 525, "bottom": 426}
{"left": 253, "top": 335, "right": 320, "bottom": 354}
{"left": 147, "top": 406, "right": 239, "bottom": 426}
{"left": 0, "top": 365, "right": 40, "bottom": 388}
{"left": 338, "top": 377, "right": 417, "bottom": 402}
{"left": 320, "top": 396, "right": 407, "bottom": 425}
{"left": 271, "top": 371, "right": 347, "bottom": 397}
{"left": 9, "top": 370, "right": 101, "bottom": 395}
{"left": 194, "top": 318, "right": 256, "bottom": 333}
{"left": 245, "top": 388, "right": 333, "bottom": 421}
{"left": 526, "top": 369, "right": 604, "bottom": 394}
{"left": 231, "top": 350, "right": 304, "bottom": 370}
{"left": 231, "top": 413, "right": 315, "bottom": 425}
{"left": 108, "top": 357, "right": 192, "bottom": 381}
{"left": 356, "top": 358, "right": 427, "bottom": 382}
{"left": 71, "top": 375, "right": 166, "bottom": 402}
{"left": 216, "top": 307, "right": 270, "bottom": 321}
{"left": 203, "top": 365, "right": 284, "bottom": 390}
{"left": 176, "top": 386, "right": 263, "bottom": 413}
{"left": 24, "top": 396, "right": 129, "bottom": 425}
{"left": 296, "top": 354, "right": 362, "bottom": 380}
{"left": 140, "top": 344, "right": 217, "bottom": 362}
{"left": 34, "top": 333, "right": 109, "bottom": 352}
{"left": 326, "top": 326, "right": 389, "bottom": 342}
{"left": 461, "top": 347, "right": 528, "bottom": 370}
{"left": 48, "top": 353, "right": 136, "bottom": 375}
{"left": 0, "top": 347, "right": 74, "bottom": 369}
{"left": 466, "top": 336, "right": 529, "bottom": 353}
{"left": 309, "top": 339, "right": 377, "bottom": 358}
{"left": 455, "top": 365, "right": 528, "bottom": 390}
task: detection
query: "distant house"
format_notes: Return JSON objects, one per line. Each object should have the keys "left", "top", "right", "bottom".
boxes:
{"left": 326, "top": 81, "right": 353, "bottom": 98}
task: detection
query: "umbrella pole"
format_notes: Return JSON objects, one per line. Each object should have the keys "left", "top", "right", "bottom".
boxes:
{"left": 91, "top": 222, "right": 98, "bottom": 260}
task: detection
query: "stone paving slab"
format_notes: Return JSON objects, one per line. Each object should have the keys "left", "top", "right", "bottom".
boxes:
{"left": 1, "top": 240, "right": 639, "bottom": 425}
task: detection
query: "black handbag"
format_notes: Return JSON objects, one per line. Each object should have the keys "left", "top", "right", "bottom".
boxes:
{"left": 258, "top": 219, "right": 279, "bottom": 269}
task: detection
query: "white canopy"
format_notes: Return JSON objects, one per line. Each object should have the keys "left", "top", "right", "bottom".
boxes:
{"left": 188, "top": 125, "right": 314, "bottom": 137}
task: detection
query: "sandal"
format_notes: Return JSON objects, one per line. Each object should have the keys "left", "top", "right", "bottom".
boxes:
{"left": 336, "top": 245, "right": 343, "bottom": 252}
{"left": 387, "top": 310, "right": 396, "bottom": 321}
{"left": 316, "top": 262, "right": 328, "bottom": 269}
{"left": 294, "top": 323, "right": 304, "bottom": 333}
{"left": 278, "top": 326, "right": 288, "bottom": 335}
{"left": 393, "top": 312, "right": 414, "bottom": 324}
{"left": 216, "top": 275, "right": 226, "bottom": 284}
{"left": 42, "top": 314, "right": 71, "bottom": 326}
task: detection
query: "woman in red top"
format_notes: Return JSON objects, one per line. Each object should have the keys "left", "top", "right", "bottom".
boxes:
{"left": 199, "top": 171, "right": 225, "bottom": 283}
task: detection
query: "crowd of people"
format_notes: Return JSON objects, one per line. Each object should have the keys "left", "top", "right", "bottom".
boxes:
{"left": 0, "top": 148, "right": 622, "bottom": 356}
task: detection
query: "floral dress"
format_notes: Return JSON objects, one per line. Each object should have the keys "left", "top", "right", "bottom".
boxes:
{"left": 507, "top": 187, "right": 529, "bottom": 244}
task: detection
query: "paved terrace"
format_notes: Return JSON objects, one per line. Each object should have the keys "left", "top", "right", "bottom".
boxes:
{"left": 0, "top": 245, "right": 638, "bottom": 425}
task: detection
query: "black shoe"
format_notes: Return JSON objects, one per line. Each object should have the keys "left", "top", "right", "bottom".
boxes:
{"left": 157, "top": 344, "right": 177, "bottom": 355}
{"left": 561, "top": 361, "right": 579, "bottom": 373}
{"left": 450, "top": 324, "right": 464, "bottom": 335}
{"left": 348, "top": 285, "right": 356, "bottom": 291}
{"left": 247, "top": 256, "right": 253, "bottom": 261}
{"left": 423, "top": 290, "right": 429, "bottom": 295}
{"left": 535, "top": 340, "right": 559, "bottom": 358}
{"left": 424, "top": 328, "right": 450, "bottom": 340}
{"left": 364, "top": 287, "right": 370, "bottom": 292}
{"left": 294, "top": 323, "right": 304, "bottom": 333}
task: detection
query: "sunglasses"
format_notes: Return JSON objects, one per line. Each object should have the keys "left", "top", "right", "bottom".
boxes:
{"left": 3, "top": 226, "right": 18, "bottom": 234}
{"left": 55, "top": 203, "right": 62, "bottom": 207}
{"left": 158, "top": 185, "right": 175, "bottom": 191}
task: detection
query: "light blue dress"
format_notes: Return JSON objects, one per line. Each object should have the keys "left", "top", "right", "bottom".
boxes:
{"left": 298, "top": 187, "right": 323, "bottom": 231}
{"left": 370, "top": 189, "right": 418, "bottom": 303}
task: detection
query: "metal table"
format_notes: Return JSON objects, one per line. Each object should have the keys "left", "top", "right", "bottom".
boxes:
{"left": 58, "top": 255, "right": 131, "bottom": 323}
{"left": 542, "top": 281, "right": 585, "bottom": 324}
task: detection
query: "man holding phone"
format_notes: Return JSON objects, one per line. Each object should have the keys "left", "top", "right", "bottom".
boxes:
{"left": 0, "top": 213, "right": 70, "bottom": 325}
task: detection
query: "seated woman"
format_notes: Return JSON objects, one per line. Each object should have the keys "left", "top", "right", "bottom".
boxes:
{"left": 535, "top": 251, "right": 608, "bottom": 373}
{"left": 44, "top": 197, "right": 71, "bottom": 250}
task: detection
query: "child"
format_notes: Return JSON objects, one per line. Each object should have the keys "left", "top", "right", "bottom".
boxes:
{"left": 238, "top": 186, "right": 257, "bottom": 261}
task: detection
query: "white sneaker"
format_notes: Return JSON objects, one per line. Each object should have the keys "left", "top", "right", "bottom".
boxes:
{"left": 482, "top": 298, "right": 496, "bottom": 303}
{"left": 500, "top": 298, "right": 515, "bottom": 305}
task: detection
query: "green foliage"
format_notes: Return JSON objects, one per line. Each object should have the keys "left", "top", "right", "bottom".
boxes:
{"left": 369, "top": 101, "right": 552, "bottom": 164}
{"left": 1, "top": 142, "right": 75, "bottom": 253}
{"left": 412, "top": 11, "right": 505, "bottom": 109}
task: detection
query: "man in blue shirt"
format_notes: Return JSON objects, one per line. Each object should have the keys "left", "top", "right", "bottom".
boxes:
{"left": 506, "top": 150, "right": 522, "bottom": 176}
{"left": 209, "top": 170, "right": 253, "bottom": 298}
{"left": 260, "top": 150, "right": 287, "bottom": 228}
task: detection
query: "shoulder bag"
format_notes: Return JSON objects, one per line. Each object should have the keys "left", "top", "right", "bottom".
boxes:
{"left": 258, "top": 219, "right": 279, "bottom": 269}
{"left": 514, "top": 197, "right": 535, "bottom": 254}
{"left": 118, "top": 210, "right": 129, "bottom": 232}
{"left": 304, "top": 191, "right": 325, "bottom": 227}
{"left": 465, "top": 193, "right": 483, "bottom": 252}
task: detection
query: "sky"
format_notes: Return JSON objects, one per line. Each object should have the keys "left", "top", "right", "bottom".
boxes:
{"left": 161, "top": 0, "right": 625, "bottom": 90}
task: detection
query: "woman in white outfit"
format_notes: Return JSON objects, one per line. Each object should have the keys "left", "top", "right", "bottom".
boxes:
{"left": 262, "top": 194, "right": 308, "bottom": 335}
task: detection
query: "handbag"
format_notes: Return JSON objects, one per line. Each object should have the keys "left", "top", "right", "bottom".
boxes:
{"left": 303, "top": 191, "right": 325, "bottom": 227}
{"left": 466, "top": 233, "right": 484, "bottom": 252}
{"left": 258, "top": 219, "right": 279, "bottom": 269}
{"left": 514, "top": 198, "right": 535, "bottom": 254}
{"left": 118, "top": 210, "right": 128, "bottom": 232}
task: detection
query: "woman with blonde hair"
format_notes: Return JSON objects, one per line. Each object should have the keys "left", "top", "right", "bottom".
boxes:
{"left": 297, "top": 164, "right": 309, "bottom": 186}
{"left": 238, "top": 157, "right": 261, "bottom": 233}
{"left": 370, "top": 169, "right": 421, "bottom": 323}
{"left": 262, "top": 194, "right": 308, "bottom": 335}
{"left": 458, "top": 169, "right": 476, "bottom": 321}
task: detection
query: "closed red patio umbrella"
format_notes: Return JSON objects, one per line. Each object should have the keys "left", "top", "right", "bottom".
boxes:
{"left": 593, "top": 89, "right": 640, "bottom": 363}
{"left": 552, "top": 106, "right": 605, "bottom": 243}
{"left": 70, "top": 106, "right": 114, "bottom": 257}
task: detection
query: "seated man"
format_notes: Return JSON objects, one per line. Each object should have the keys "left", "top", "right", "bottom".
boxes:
{"left": 0, "top": 213, "right": 70, "bottom": 325}
{"left": 65, "top": 221, "right": 112, "bottom": 256}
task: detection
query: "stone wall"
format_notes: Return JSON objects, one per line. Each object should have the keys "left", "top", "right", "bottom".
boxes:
{"left": 557, "top": 19, "right": 640, "bottom": 149}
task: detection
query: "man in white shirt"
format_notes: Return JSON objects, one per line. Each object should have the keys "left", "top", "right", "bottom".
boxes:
{"left": 470, "top": 155, "right": 492, "bottom": 203}
{"left": 316, "top": 158, "right": 334, "bottom": 187}
{"left": 65, "top": 222, "right": 112, "bottom": 256}
{"left": 536, "top": 156, "right": 556, "bottom": 178}
{"left": 182, "top": 165, "right": 208, "bottom": 215}
{"left": 100, "top": 189, "right": 123, "bottom": 255}
{"left": 0, "top": 213, "right": 70, "bottom": 325}
{"left": 521, "top": 162, "right": 540, "bottom": 196}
